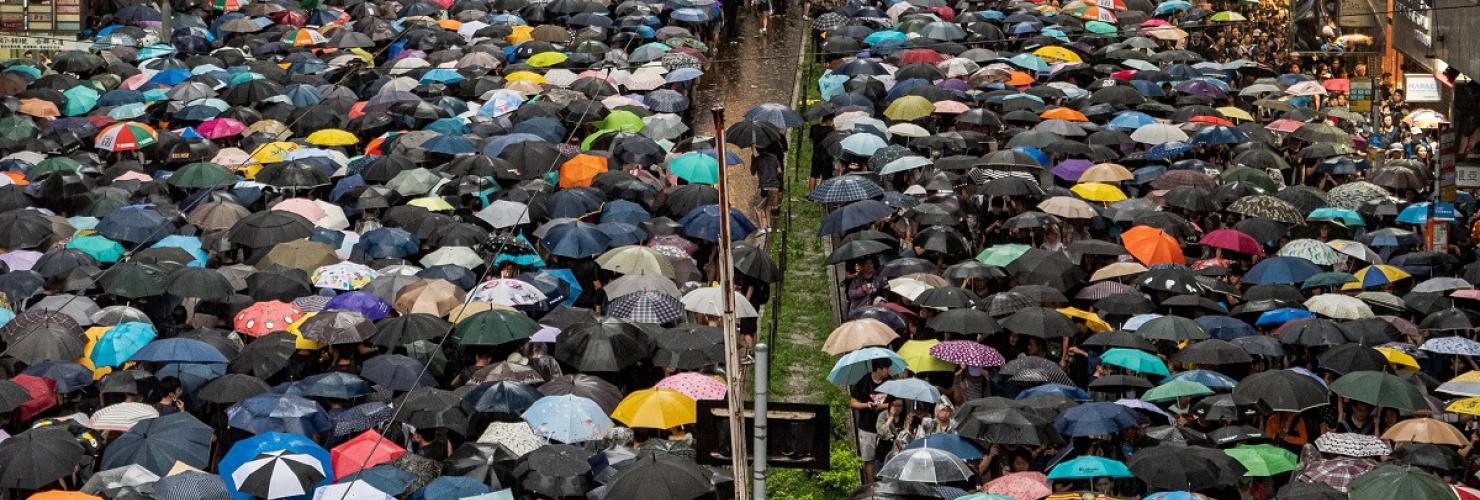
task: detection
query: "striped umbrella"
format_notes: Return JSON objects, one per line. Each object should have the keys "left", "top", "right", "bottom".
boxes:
{"left": 282, "top": 28, "right": 328, "bottom": 47}
{"left": 89, "top": 402, "right": 159, "bottom": 431}
{"left": 95, "top": 122, "right": 157, "bottom": 152}
{"left": 231, "top": 450, "right": 327, "bottom": 499}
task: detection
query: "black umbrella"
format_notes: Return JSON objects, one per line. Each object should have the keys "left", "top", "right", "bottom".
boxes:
{"left": 462, "top": 381, "right": 542, "bottom": 414}
{"left": 1318, "top": 344, "right": 1387, "bottom": 374}
{"left": 606, "top": 454, "right": 716, "bottom": 500}
{"left": 1231, "top": 334, "right": 1287, "bottom": 358}
{"left": 0, "top": 427, "right": 86, "bottom": 490}
{"left": 166, "top": 267, "right": 235, "bottom": 300}
{"left": 1005, "top": 248, "right": 1083, "bottom": 292}
{"left": 955, "top": 406, "right": 1057, "bottom": 446}
{"left": 1001, "top": 307, "right": 1074, "bottom": 339}
{"left": 1393, "top": 443, "right": 1462, "bottom": 471}
{"left": 395, "top": 388, "right": 470, "bottom": 434}
{"left": 913, "top": 286, "right": 978, "bottom": 308}
{"left": 298, "top": 311, "right": 376, "bottom": 344}
{"left": 1278, "top": 318, "right": 1348, "bottom": 346}
{"left": 1275, "top": 481, "right": 1346, "bottom": 500}
{"left": 229, "top": 210, "right": 314, "bottom": 249}
{"left": 228, "top": 332, "right": 297, "bottom": 379}
{"left": 926, "top": 308, "right": 1000, "bottom": 336}
{"left": 724, "top": 120, "right": 785, "bottom": 149}
{"left": 1127, "top": 444, "right": 1245, "bottom": 492}
{"left": 515, "top": 444, "right": 593, "bottom": 498}
{"left": 554, "top": 318, "right": 653, "bottom": 372}
{"left": 362, "top": 354, "right": 438, "bottom": 391}
{"left": 1173, "top": 339, "right": 1253, "bottom": 365}
{"left": 445, "top": 442, "right": 519, "bottom": 489}
{"left": 1138, "top": 316, "right": 1210, "bottom": 342}
{"left": 199, "top": 373, "right": 272, "bottom": 404}
{"left": 370, "top": 314, "right": 450, "bottom": 347}
{"left": 1232, "top": 369, "right": 1330, "bottom": 412}
{"left": 539, "top": 374, "right": 624, "bottom": 414}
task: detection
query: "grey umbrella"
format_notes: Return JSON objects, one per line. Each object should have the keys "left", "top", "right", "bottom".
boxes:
{"left": 82, "top": 464, "right": 160, "bottom": 498}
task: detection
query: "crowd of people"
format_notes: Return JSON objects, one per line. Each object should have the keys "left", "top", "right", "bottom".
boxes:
{"left": 801, "top": 0, "right": 1480, "bottom": 498}
{"left": 0, "top": 0, "right": 811, "bottom": 495}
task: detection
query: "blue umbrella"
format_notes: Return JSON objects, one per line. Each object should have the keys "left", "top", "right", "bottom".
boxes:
{"left": 22, "top": 361, "right": 93, "bottom": 393}
{"left": 479, "top": 133, "right": 544, "bottom": 157}
{"left": 1016, "top": 383, "right": 1090, "bottom": 401}
{"left": 1055, "top": 402, "right": 1141, "bottom": 437}
{"left": 221, "top": 433, "right": 331, "bottom": 500}
{"left": 1244, "top": 256, "right": 1322, "bottom": 285}
{"left": 339, "top": 465, "right": 416, "bottom": 496}
{"left": 827, "top": 347, "right": 907, "bottom": 385}
{"left": 523, "top": 394, "right": 614, "bottom": 443}
{"left": 679, "top": 205, "right": 756, "bottom": 242}
{"left": 282, "top": 85, "right": 322, "bottom": 107}
{"left": 356, "top": 227, "right": 420, "bottom": 259}
{"left": 130, "top": 338, "right": 229, "bottom": 364}
{"left": 596, "top": 222, "right": 646, "bottom": 247}
{"left": 153, "top": 235, "right": 208, "bottom": 267}
{"left": 424, "top": 117, "right": 469, "bottom": 135}
{"left": 511, "top": 117, "right": 566, "bottom": 143}
{"left": 600, "top": 199, "right": 652, "bottom": 225}
{"left": 1307, "top": 207, "right": 1365, "bottom": 225}
{"left": 227, "top": 393, "right": 332, "bottom": 435}
{"left": 420, "top": 68, "right": 465, "bottom": 85}
{"left": 1255, "top": 307, "right": 1315, "bottom": 326}
{"left": 1396, "top": 202, "right": 1431, "bottom": 224}
{"left": 1108, "top": 111, "right": 1156, "bottom": 130}
{"left": 545, "top": 189, "right": 603, "bottom": 219}
{"left": 421, "top": 133, "right": 476, "bottom": 154}
{"left": 325, "top": 291, "right": 392, "bottom": 320}
{"left": 100, "top": 411, "right": 214, "bottom": 475}
{"left": 542, "top": 221, "right": 611, "bottom": 258}
{"left": 543, "top": 268, "right": 583, "bottom": 306}
{"left": 876, "top": 378, "right": 941, "bottom": 403}
{"left": 820, "top": 199, "right": 893, "bottom": 236}
{"left": 1190, "top": 125, "right": 1247, "bottom": 145}
{"left": 1196, "top": 315, "right": 1255, "bottom": 340}
{"left": 297, "top": 372, "right": 373, "bottom": 400}
{"left": 904, "top": 434, "right": 984, "bottom": 460}
{"left": 1167, "top": 369, "right": 1238, "bottom": 390}
{"left": 91, "top": 322, "right": 159, "bottom": 368}
{"left": 412, "top": 477, "right": 491, "bottom": 500}
{"left": 1047, "top": 455, "right": 1133, "bottom": 479}
{"left": 97, "top": 205, "right": 173, "bottom": 244}
{"left": 157, "top": 362, "right": 223, "bottom": 408}
{"left": 330, "top": 402, "right": 393, "bottom": 438}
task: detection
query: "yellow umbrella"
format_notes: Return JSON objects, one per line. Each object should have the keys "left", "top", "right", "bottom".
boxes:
{"left": 506, "top": 25, "right": 534, "bottom": 43}
{"left": 251, "top": 141, "right": 299, "bottom": 164}
{"left": 306, "top": 128, "right": 359, "bottom": 146}
{"left": 1446, "top": 397, "right": 1480, "bottom": 416}
{"left": 348, "top": 48, "right": 377, "bottom": 67}
{"left": 1057, "top": 306, "right": 1111, "bottom": 332}
{"left": 504, "top": 71, "right": 547, "bottom": 84}
{"left": 407, "top": 196, "right": 455, "bottom": 211}
{"left": 898, "top": 340, "right": 954, "bottom": 373}
{"left": 1071, "top": 182, "right": 1128, "bottom": 202}
{"left": 286, "top": 313, "right": 326, "bottom": 350}
{"left": 240, "top": 164, "right": 264, "bottom": 180}
{"left": 1216, "top": 106, "right": 1255, "bottom": 122}
{"left": 79, "top": 326, "right": 115, "bottom": 379}
{"left": 1079, "top": 163, "right": 1134, "bottom": 183}
{"left": 883, "top": 95, "right": 935, "bottom": 121}
{"left": 1374, "top": 346, "right": 1419, "bottom": 370}
{"left": 1032, "top": 46, "right": 1082, "bottom": 63}
{"left": 527, "top": 51, "right": 568, "bottom": 68}
{"left": 611, "top": 387, "right": 697, "bottom": 429}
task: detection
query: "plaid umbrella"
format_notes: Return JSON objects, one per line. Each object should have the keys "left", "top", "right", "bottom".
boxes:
{"left": 812, "top": 11, "right": 846, "bottom": 31}
{"left": 151, "top": 471, "right": 229, "bottom": 500}
{"left": 607, "top": 291, "right": 684, "bottom": 324}
{"left": 1299, "top": 457, "right": 1378, "bottom": 492}
{"left": 807, "top": 175, "right": 884, "bottom": 204}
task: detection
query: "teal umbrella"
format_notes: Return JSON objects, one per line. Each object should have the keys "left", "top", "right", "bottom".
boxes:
{"left": 91, "top": 322, "right": 158, "bottom": 368}
{"left": 1307, "top": 207, "right": 1364, "bottom": 226}
{"left": 667, "top": 152, "right": 718, "bottom": 184}
{"left": 1101, "top": 348, "right": 1169, "bottom": 376}
{"left": 108, "top": 102, "right": 149, "bottom": 120}
{"left": 977, "top": 244, "right": 1030, "bottom": 267}
{"left": 63, "top": 86, "right": 100, "bottom": 116}
{"left": 1141, "top": 379, "right": 1213, "bottom": 402}
{"left": 827, "top": 347, "right": 906, "bottom": 385}
{"left": 68, "top": 235, "right": 126, "bottom": 263}
{"left": 0, "top": 116, "right": 37, "bottom": 141}
{"left": 1047, "top": 455, "right": 1132, "bottom": 480}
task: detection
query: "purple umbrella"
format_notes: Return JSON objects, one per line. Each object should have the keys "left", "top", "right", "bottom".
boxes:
{"left": 1051, "top": 159, "right": 1094, "bottom": 182}
{"left": 0, "top": 250, "right": 42, "bottom": 271}
{"left": 324, "top": 291, "right": 391, "bottom": 321}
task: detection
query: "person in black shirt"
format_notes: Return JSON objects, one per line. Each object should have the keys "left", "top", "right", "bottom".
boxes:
{"left": 751, "top": 146, "right": 783, "bottom": 229}
{"left": 808, "top": 117, "right": 835, "bottom": 191}
{"left": 848, "top": 358, "right": 893, "bottom": 483}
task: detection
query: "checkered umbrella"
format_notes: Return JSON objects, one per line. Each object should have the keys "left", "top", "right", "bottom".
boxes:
{"left": 607, "top": 291, "right": 684, "bottom": 324}
{"left": 1298, "top": 457, "right": 1379, "bottom": 492}
{"left": 807, "top": 175, "right": 883, "bottom": 204}
{"left": 812, "top": 12, "right": 847, "bottom": 32}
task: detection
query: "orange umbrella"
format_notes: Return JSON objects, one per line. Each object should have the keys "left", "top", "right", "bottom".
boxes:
{"left": 558, "top": 153, "right": 609, "bottom": 188}
{"left": 28, "top": 493, "right": 101, "bottom": 500}
{"left": 18, "top": 98, "right": 59, "bottom": 118}
{"left": 1040, "top": 107, "right": 1088, "bottom": 122}
{"left": 1122, "top": 225, "right": 1184, "bottom": 266}
{"left": 1007, "top": 71, "right": 1035, "bottom": 86}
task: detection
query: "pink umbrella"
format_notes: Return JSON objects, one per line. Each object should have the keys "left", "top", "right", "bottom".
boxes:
{"left": 271, "top": 197, "right": 328, "bottom": 222}
{"left": 985, "top": 471, "right": 1052, "bottom": 500}
{"left": 198, "top": 118, "right": 247, "bottom": 139}
{"left": 115, "top": 171, "right": 154, "bottom": 182}
{"left": 0, "top": 250, "right": 43, "bottom": 271}
{"left": 1199, "top": 228, "right": 1264, "bottom": 255}
{"left": 1140, "top": 19, "right": 1170, "bottom": 27}
{"left": 656, "top": 372, "right": 728, "bottom": 400}
{"left": 120, "top": 72, "right": 153, "bottom": 90}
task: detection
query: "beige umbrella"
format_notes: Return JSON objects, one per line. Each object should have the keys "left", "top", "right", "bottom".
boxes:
{"left": 680, "top": 286, "right": 758, "bottom": 318}
{"left": 420, "top": 246, "right": 484, "bottom": 269}
{"left": 1079, "top": 163, "right": 1134, "bottom": 183}
{"left": 1381, "top": 417, "right": 1468, "bottom": 446}
{"left": 477, "top": 421, "right": 543, "bottom": 457}
{"left": 394, "top": 279, "right": 468, "bottom": 317}
{"left": 243, "top": 119, "right": 290, "bottom": 139}
{"left": 605, "top": 273, "right": 683, "bottom": 298}
{"left": 887, "top": 277, "right": 934, "bottom": 302}
{"left": 596, "top": 245, "right": 675, "bottom": 277}
{"left": 822, "top": 318, "right": 900, "bottom": 355}
{"left": 189, "top": 201, "right": 251, "bottom": 231}
{"left": 1090, "top": 262, "right": 1147, "bottom": 282}
{"left": 1037, "top": 196, "right": 1098, "bottom": 219}
{"left": 311, "top": 200, "right": 350, "bottom": 230}
{"left": 902, "top": 272, "right": 951, "bottom": 288}
{"left": 1305, "top": 294, "right": 1375, "bottom": 320}
{"left": 258, "top": 240, "right": 339, "bottom": 273}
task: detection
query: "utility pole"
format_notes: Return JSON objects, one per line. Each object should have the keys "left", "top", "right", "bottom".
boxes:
{"left": 711, "top": 103, "right": 750, "bottom": 500}
{"left": 159, "top": 0, "right": 171, "bottom": 40}
{"left": 752, "top": 344, "right": 769, "bottom": 500}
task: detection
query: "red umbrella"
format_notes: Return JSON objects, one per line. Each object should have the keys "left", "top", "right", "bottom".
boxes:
{"left": 234, "top": 300, "right": 306, "bottom": 337}
{"left": 12, "top": 374, "right": 57, "bottom": 421}
{"left": 1322, "top": 79, "right": 1351, "bottom": 92}
{"left": 899, "top": 49, "right": 947, "bottom": 65}
{"left": 1200, "top": 228, "right": 1264, "bottom": 255}
{"left": 1189, "top": 115, "right": 1235, "bottom": 127}
{"left": 330, "top": 429, "right": 406, "bottom": 479}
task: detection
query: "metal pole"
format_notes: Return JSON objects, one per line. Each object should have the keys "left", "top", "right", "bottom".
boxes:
{"left": 159, "top": 0, "right": 171, "bottom": 40}
{"left": 753, "top": 344, "right": 769, "bottom": 500}
{"left": 711, "top": 103, "right": 751, "bottom": 500}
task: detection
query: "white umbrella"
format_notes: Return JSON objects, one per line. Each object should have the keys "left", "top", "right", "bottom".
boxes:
{"left": 470, "top": 279, "right": 548, "bottom": 306}
{"left": 313, "top": 481, "right": 393, "bottom": 500}
{"left": 1305, "top": 295, "right": 1374, "bottom": 320}
{"left": 420, "top": 246, "right": 485, "bottom": 269}
{"left": 680, "top": 287, "right": 759, "bottom": 318}
{"left": 1129, "top": 123, "right": 1189, "bottom": 144}
{"left": 230, "top": 450, "right": 327, "bottom": 500}
{"left": 90, "top": 402, "right": 160, "bottom": 432}
{"left": 877, "top": 448, "right": 972, "bottom": 483}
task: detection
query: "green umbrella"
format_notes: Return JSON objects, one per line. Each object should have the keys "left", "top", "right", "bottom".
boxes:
{"left": 31, "top": 157, "right": 85, "bottom": 177}
{"left": 1224, "top": 444, "right": 1298, "bottom": 477}
{"left": 62, "top": 86, "right": 99, "bottom": 116}
{"left": 1141, "top": 379, "right": 1213, "bottom": 403}
{"left": 98, "top": 262, "right": 168, "bottom": 299}
{"left": 597, "top": 110, "right": 644, "bottom": 133}
{"left": 0, "top": 116, "right": 37, "bottom": 141}
{"left": 1348, "top": 464, "right": 1456, "bottom": 500}
{"left": 1085, "top": 21, "right": 1118, "bottom": 33}
{"left": 1101, "top": 348, "right": 1169, "bottom": 376}
{"left": 976, "top": 244, "right": 1030, "bottom": 267}
{"left": 168, "top": 162, "right": 237, "bottom": 189}
{"left": 67, "top": 235, "right": 125, "bottom": 264}
{"left": 452, "top": 310, "right": 540, "bottom": 345}
{"left": 667, "top": 152, "right": 718, "bottom": 184}
{"left": 1302, "top": 271, "right": 1357, "bottom": 290}
{"left": 1330, "top": 370, "right": 1428, "bottom": 410}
